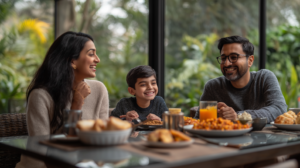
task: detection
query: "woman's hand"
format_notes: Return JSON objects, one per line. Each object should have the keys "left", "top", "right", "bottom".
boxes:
{"left": 71, "top": 81, "right": 91, "bottom": 110}
{"left": 147, "top": 113, "right": 161, "bottom": 121}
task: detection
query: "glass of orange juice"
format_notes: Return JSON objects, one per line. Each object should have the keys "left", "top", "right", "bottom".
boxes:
{"left": 199, "top": 101, "right": 217, "bottom": 121}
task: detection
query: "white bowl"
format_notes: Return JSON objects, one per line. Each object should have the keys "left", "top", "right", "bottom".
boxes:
{"left": 77, "top": 128, "right": 132, "bottom": 145}
{"left": 183, "top": 124, "right": 194, "bottom": 129}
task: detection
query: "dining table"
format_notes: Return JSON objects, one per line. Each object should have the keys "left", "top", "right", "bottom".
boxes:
{"left": 1, "top": 125, "right": 300, "bottom": 168}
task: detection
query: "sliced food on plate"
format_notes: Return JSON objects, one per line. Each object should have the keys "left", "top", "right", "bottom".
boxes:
{"left": 274, "top": 111, "right": 300, "bottom": 124}
{"left": 146, "top": 129, "right": 193, "bottom": 147}
{"left": 142, "top": 119, "right": 163, "bottom": 125}
{"left": 147, "top": 129, "right": 191, "bottom": 143}
{"left": 273, "top": 111, "right": 300, "bottom": 130}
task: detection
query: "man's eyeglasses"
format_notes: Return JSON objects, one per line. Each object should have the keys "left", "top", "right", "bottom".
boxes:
{"left": 216, "top": 54, "right": 248, "bottom": 64}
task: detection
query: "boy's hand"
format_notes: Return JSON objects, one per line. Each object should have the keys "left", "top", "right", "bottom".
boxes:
{"left": 146, "top": 113, "right": 161, "bottom": 121}
{"left": 123, "top": 111, "right": 139, "bottom": 122}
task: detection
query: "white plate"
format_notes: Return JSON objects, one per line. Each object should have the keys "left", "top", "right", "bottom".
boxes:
{"left": 185, "top": 128, "right": 252, "bottom": 137}
{"left": 272, "top": 123, "right": 300, "bottom": 131}
{"left": 145, "top": 139, "right": 194, "bottom": 148}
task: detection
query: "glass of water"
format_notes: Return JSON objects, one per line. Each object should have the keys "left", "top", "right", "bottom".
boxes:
{"left": 63, "top": 109, "right": 82, "bottom": 137}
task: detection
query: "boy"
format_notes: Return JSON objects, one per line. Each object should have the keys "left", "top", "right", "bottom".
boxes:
{"left": 110, "top": 65, "right": 168, "bottom": 122}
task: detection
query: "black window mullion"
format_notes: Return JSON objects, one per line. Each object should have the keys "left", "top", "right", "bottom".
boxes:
{"left": 148, "top": 0, "right": 165, "bottom": 98}
{"left": 259, "top": 0, "right": 266, "bottom": 69}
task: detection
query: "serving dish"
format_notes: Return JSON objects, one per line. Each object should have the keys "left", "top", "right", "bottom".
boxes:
{"left": 185, "top": 128, "right": 252, "bottom": 137}
{"left": 76, "top": 128, "right": 132, "bottom": 145}
{"left": 272, "top": 123, "right": 300, "bottom": 131}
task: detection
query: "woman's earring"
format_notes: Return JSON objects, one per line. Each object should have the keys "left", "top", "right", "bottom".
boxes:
{"left": 72, "top": 65, "right": 77, "bottom": 70}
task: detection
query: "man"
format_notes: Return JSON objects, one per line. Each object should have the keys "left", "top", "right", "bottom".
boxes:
{"left": 194, "top": 36, "right": 287, "bottom": 123}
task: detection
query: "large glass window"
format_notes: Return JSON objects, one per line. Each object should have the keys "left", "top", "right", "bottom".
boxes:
{"left": 266, "top": 0, "right": 300, "bottom": 108}
{"left": 0, "top": 0, "right": 54, "bottom": 113}
{"left": 165, "top": 0, "right": 259, "bottom": 115}
{"left": 55, "top": 0, "right": 149, "bottom": 107}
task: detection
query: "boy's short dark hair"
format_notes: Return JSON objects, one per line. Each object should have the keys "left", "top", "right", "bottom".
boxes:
{"left": 217, "top": 35, "right": 254, "bottom": 56}
{"left": 126, "top": 65, "right": 156, "bottom": 89}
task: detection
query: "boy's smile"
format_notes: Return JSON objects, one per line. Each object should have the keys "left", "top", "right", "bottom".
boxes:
{"left": 129, "top": 75, "right": 158, "bottom": 102}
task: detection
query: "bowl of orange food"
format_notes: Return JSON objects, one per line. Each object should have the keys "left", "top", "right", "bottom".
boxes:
{"left": 76, "top": 117, "right": 132, "bottom": 145}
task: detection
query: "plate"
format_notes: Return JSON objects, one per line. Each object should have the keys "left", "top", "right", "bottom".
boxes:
{"left": 137, "top": 125, "right": 163, "bottom": 129}
{"left": 145, "top": 139, "right": 194, "bottom": 148}
{"left": 51, "top": 134, "right": 79, "bottom": 142}
{"left": 272, "top": 123, "right": 300, "bottom": 131}
{"left": 185, "top": 128, "right": 252, "bottom": 137}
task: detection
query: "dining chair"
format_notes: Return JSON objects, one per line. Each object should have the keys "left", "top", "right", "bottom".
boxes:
{"left": 189, "top": 106, "right": 198, "bottom": 118}
{"left": 0, "top": 113, "right": 28, "bottom": 168}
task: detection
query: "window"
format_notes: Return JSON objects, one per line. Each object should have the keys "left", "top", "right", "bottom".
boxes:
{"left": 0, "top": 0, "right": 54, "bottom": 113}
{"left": 266, "top": 0, "right": 300, "bottom": 108}
{"left": 165, "top": 0, "right": 259, "bottom": 115}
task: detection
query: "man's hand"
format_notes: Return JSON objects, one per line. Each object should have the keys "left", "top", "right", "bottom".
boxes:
{"left": 121, "top": 111, "right": 139, "bottom": 122}
{"left": 146, "top": 113, "right": 161, "bottom": 121}
{"left": 217, "top": 102, "right": 237, "bottom": 120}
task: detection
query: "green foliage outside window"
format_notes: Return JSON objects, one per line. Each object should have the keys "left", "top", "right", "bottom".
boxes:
{"left": 0, "top": 0, "right": 300, "bottom": 116}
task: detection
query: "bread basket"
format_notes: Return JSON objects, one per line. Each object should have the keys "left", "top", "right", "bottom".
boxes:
{"left": 77, "top": 128, "right": 132, "bottom": 145}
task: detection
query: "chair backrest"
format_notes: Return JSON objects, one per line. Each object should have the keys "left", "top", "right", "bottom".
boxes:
{"left": 0, "top": 113, "right": 28, "bottom": 137}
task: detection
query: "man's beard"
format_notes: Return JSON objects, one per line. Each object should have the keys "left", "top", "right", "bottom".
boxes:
{"left": 222, "top": 62, "right": 248, "bottom": 81}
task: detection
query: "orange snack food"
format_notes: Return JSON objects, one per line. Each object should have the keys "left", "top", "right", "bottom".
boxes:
{"left": 193, "top": 118, "right": 250, "bottom": 131}
{"left": 184, "top": 116, "right": 200, "bottom": 125}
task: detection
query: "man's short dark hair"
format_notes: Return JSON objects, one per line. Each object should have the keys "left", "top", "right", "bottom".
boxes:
{"left": 126, "top": 65, "right": 156, "bottom": 89}
{"left": 217, "top": 36, "right": 254, "bottom": 56}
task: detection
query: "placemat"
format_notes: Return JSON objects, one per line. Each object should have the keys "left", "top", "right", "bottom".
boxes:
{"left": 40, "top": 139, "right": 103, "bottom": 151}
{"left": 119, "top": 139, "right": 238, "bottom": 162}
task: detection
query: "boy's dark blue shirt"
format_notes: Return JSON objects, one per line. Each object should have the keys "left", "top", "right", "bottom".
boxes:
{"left": 110, "top": 96, "right": 168, "bottom": 121}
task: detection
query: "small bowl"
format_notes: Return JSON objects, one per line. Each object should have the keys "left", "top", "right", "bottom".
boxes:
{"left": 252, "top": 118, "right": 267, "bottom": 131}
{"left": 237, "top": 119, "right": 253, "bottom": 125}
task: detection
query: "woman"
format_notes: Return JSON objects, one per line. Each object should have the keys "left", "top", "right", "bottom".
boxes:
{"left": 26, "top": 31, "right": 109, "bottom": 135}
{"left": 16, "top": 31, "right": 109, "bottom": 168}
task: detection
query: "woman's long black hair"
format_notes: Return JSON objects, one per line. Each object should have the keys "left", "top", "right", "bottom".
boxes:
{"left": 26, "top": 31, "right": 94, "bottom": 133}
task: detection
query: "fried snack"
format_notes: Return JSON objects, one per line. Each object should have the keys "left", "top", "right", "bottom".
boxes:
{"left": 106, "top": 116, "right": 132, "bottom": 130}
{"left": 143, "top": 119, "right": 163, "bottom": 125}
{"left": 147, "top": 130, "right": 160, "bottom": 142}
{"left": 76, "top": 120, "right": 95, "bottom": 131}
{"left": 193, "top": 118, "right": 250, "bottom": 130}
{"left": 148, "top": 129, "right": 191, "bottom": 143}
{"left": 169, "top": 108, "right": 181, "bottom": 114}
{"left": 184, "top": 116, "right": 200, "bottom": 125}
{"left": 287, "top": 111, "right": 297, "bottom": 119}
{"left": 157, "top": 129, "right": 173, "bottom": 143}
{"left": 170, "top": 129, "right": 191, "bottom": 141}
{"left": 275, "top": 115, "right": 294, "bottom": 124}
{"left": 296, "top": 113, "right": 300, "bottom": 124}
{"left": 92, "top": 119, "right": 106, "bottom": 132}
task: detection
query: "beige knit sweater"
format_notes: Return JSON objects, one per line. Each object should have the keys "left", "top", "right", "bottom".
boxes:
{"left": 16, "top": 79, "right": 109, "bottom": 168}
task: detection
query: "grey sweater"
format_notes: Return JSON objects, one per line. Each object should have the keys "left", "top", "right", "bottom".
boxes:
{"left": 110, "top": 96, "right": 168, "bottom": 121}
{"left": 194, "top": 69, "right": 287, "bottom": 123}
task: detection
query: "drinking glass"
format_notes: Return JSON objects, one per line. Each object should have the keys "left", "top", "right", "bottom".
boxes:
{"left": 199, "top": 101, "right": 217, "bottom": 121}
{"left": 63, "top": 109, "right": 82, "bottom": 137}
{"left": 163, "top": 111, "right": 184, "bottom": 131}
